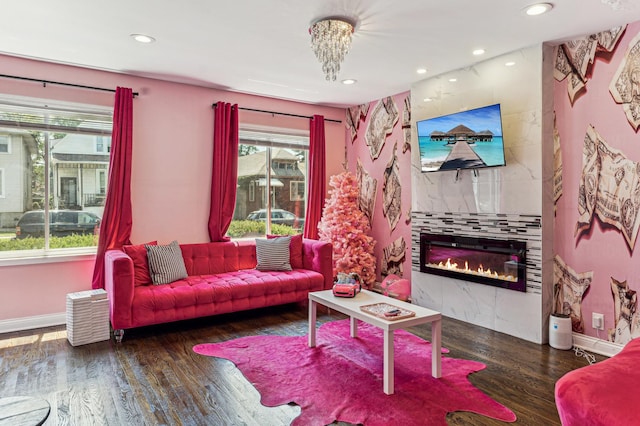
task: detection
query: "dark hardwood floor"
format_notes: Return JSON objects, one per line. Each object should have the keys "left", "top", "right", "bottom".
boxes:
{"left": 0, "top": 304, "right": 602, "bottom": 425}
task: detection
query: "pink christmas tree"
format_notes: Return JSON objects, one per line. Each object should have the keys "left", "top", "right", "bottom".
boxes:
{"left": 318, "top": 171, "right": 377, "bottom": 288}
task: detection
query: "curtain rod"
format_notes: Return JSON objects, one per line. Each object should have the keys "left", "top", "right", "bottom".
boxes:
{"left": 0, "top": 73, "right": 139, "bottom": 97}
{"left": 212, "top": 103, "right": 342, "bottom": 124}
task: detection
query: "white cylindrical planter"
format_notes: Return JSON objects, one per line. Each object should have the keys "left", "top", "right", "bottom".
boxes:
{"left": 549, "top": 313, "right": 573, "bottom": 350}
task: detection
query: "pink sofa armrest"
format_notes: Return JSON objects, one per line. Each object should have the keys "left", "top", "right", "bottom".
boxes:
{"left": 555, "top": 338, "right": 640, "bottom": 425}
{"left": 302, "top": 239, "right": 333, "bottom": 290}
{"left": 105, "top": 249, "right": 135, "bottom": 330}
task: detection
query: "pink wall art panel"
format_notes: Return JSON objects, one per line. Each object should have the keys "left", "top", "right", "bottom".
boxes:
{"left": 345, "top": 92, "right": 412, "bottom": 285}
{"left": 554, "top": 20, "right": 640, "bottom": 345}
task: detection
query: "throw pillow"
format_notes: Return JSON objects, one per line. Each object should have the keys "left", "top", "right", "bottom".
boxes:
{"left": 255, "top": 236, "right": 292, "bottom": 271}
{"left": 145, "top": 240, "right": 188, "bottom": 285}
{"left": 123, "top": 241, "right": 157, "bottom": 286}
{"left": 267, "top": 233, "right": 303, "bottom": 269}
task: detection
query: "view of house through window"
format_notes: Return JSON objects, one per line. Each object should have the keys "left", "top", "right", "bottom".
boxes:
{"left": 0, "top": 96, "right": 112, "bottom": 255}
{"left": 228, "top": 128, "right": 308, "bottom": 239}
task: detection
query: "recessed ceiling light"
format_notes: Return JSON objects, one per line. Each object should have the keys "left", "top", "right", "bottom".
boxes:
{"left": 449, "top": 78, "right": 457, "bottom": 82}
{"left": 341, "top": 79, "right": 357, "bottom": 85}
{"left": 131, "top": 33, "right": 156, "bottom": 43}
{"left": 423, "top": 97, "right": 433, "bottom": 102}
{"left": 416, "top": 68, "right": 427, "bottom": 74}
{"left": 472, "top": 49, "right": 486, "bottom": 56}
{"left": 524, "top": 3, "right": 553, "bottom": 16}
{"left": 505, "top": 61, "right": 516, "bottom": 67}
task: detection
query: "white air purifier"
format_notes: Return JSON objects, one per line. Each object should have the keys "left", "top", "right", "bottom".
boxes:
{"left": 549, "top": 313, "right": 572, "bottom": 350}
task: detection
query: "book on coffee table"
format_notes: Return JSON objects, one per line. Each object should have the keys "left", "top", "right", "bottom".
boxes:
{"left": 360, "top": 302, "right": 416, "bottom": 321}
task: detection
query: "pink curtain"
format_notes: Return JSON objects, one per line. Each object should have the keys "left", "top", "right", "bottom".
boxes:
{"left": 208, "top": 102, "right": 239, "bottom": 241}
{"left": 92, "top": 87, "right": 134, "bottom": 289}
{"left": 303, "top": 115, "right": 326, "bottom": 239}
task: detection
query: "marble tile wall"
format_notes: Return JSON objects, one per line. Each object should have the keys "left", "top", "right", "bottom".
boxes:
{"left": 408, "top": 44, "right": 555, "bottom": 344}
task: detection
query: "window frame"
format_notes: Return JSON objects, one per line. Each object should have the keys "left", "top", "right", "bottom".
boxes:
{"left": 235, "top": 125, "right": 309, "bottom": 236}
{"left": 0, "top": 95, "right": 113, "bottom": 260}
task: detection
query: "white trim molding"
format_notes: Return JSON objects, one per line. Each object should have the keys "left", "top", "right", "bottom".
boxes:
{"left": 572, "top": 333, "right": 623, "bottom": 358}
{"left": 0, "top": 312, "right": 66, "bottom": 334}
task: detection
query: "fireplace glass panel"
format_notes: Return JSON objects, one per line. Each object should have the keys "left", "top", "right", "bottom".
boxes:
{"left": 420, "top": 233, "right": 526, "bottom": 292}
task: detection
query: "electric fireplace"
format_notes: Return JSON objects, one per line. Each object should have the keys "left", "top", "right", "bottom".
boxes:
{"left": 420, "top": 233, "right": 527, "bottom": 292}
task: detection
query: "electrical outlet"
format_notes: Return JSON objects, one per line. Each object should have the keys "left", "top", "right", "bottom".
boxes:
{"left": 592, "top": 312, "right": 604, "bottom": 330}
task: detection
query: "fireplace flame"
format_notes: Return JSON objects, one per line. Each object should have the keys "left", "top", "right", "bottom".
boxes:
{"left": 429, "top": 258, "right": 517, "bottom": 282}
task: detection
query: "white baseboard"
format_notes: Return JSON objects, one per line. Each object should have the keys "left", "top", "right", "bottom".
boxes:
{"left": 0, "top": 312, "right": 66, "bottom": 334}
{"left": 572, "top": 333, "right": 624, "bottom": 357}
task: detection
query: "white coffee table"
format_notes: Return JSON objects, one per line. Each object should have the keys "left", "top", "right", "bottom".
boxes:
{"left": 308, "top": 289, "right": 442, "bottom": 395}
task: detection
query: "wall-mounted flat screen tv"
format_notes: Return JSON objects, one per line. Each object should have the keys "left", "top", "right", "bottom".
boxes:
{"left": 417, "top": 103, "right": 506, "bottom": 172}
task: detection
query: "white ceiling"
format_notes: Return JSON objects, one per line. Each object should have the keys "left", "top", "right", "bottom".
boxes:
{"left": 2, "top": 0, "right": 640, "bottom": 108}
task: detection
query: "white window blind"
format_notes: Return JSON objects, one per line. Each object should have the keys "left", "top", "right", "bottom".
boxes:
{"left": 239, "top": 129, "right": 309, "bottom": 150}
{"left": 0, "top": 98, "right": 112, "bottom": 136}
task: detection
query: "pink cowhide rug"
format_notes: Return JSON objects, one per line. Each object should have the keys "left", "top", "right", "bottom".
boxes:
{"left": 193, "top": 319, "right": 516, "bottom": 426}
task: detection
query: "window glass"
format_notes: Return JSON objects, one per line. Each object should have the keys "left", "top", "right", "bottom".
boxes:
{"left": 290, "top": 181, "right": 305, "bottom": 201}
{"left": 18, "top": 211, "right": 43, "bottom": 225}
{"left": 229, "top": 128, "right": 308, "bottom": 238}
{"left": 249, "top": 180, "right": 255, "bottom": 202}
{"left": 95, "top": 136, "right": 111, "bottom": 154}
{"left": 0, "top": 136, "right": 9, "bottom": 154}
{"left": 78, "top": 212, "right": 98, "bottom": 225}
{"left": 98, "top": 171, "right": 106, "bottom": 193}
{"left": 0, "top": 97, "right": 111, "bottom": 255}
{"left": 55, "top": 212, "right": 75, "bottom": 224}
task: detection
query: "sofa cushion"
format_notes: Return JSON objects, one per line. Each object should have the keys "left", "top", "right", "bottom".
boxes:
{"left": 255, "top": 237, "right": 292, "bottom": 271}
{"left": 123, "top": 241, "right": 157, "bottom": 286}
{"left": 267, "top": 234, "right": 303, "bottom": 269}
{"left": 181, "top": 241, "right": 241, "bottom": 275}
{"left": 130, "top": 269, "right": 325, "bottom": 327}
{"left": 146, "top": 240, "right": 188, "bottom": 284}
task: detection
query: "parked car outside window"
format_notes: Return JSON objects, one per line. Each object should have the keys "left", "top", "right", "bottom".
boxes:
{"left": 15, "top": 210, "right": 101, "bottom": 239}
{"left": 246, "top": 209, "right": 304, "bottom": 228}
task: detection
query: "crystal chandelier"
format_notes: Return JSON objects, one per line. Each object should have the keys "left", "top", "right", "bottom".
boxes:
{"left": 309, "top": 17, "right": 355, "bottom": 81}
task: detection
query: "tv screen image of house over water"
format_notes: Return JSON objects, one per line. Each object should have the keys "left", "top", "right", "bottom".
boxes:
{"left": 417, "top": 103, "right": 506, "bottom": 172}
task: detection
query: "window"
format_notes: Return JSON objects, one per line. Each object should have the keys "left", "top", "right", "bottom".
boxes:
{"left": 0, "top": 95, "right": 112, "bottom": 255}
{"left": 0, "top": 135, "right": 10, "bottom": 154}
{"left": 96, "top": 169, "right": 107, "bottom": 195}
{"left": 232, "top": 127, "right": 308, "bottom": 238}
{"left": 290, "top": 181, "right": 305, "bottom": 201}
{"left": 249, "top": 180, "right": 255, "bottom": 202}
{"left": 95, "top": 136, "right": 111, "bottom": 153}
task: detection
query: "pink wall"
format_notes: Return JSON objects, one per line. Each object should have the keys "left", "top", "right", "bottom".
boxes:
{"left": 554, "top": 21, "right": 640, "bottom": 343}
{"left": 0, "top": 54, "right": 345, "bottom": 322}
{"left": 345, "top": 92, "right": 412, "bottom": 283}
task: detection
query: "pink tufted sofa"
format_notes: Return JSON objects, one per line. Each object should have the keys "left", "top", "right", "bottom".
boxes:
{"left": 104, "top": 238, "right": 333, "bottom": 342}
